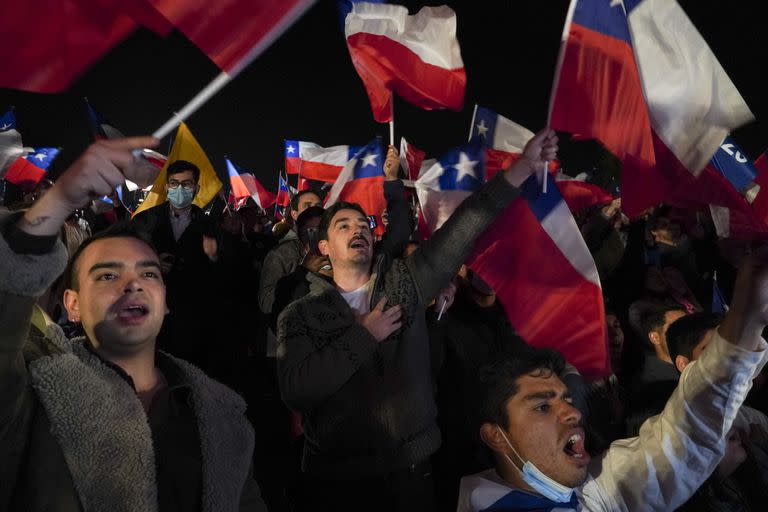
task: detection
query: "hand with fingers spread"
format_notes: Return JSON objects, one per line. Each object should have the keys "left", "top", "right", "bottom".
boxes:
{"left": 504, "top": 128, "right": 559, "bottom": 188}
{"left": 18, "top": 136, "right": 159, "bottom": 236}
{"left": 356, "top": 296, "right": 402, "bottom": 342}
{"left": 383, "top": 144, "right": 401, "bottom": 181}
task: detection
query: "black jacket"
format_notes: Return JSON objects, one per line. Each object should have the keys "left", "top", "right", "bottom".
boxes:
{"left": 276, "top": 173, "right": 521, "bottom": 477}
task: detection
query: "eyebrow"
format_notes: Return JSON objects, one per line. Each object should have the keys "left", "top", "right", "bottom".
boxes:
{"left": 88, "top": 260, "right": 161, "bottom": 274}
{"left": 333, "top": 216, "right": 367, "bottom": 226}
{"left": 523, "top": 390, "right": 561, "bottom": 402}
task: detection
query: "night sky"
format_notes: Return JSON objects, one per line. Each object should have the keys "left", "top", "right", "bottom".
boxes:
{"left": 1, "top": 1, "right": 765, "bottom": 191}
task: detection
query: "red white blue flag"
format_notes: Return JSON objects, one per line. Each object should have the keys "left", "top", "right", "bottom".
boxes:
{"left": 226, "top": 158, "right": 276, "bottom": 211}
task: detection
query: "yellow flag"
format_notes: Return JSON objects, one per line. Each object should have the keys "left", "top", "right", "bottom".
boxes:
{"left": 132, "top": 123, "right": 222, "bottom": 217}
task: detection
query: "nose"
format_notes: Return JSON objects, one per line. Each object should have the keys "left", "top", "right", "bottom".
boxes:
{"left": 559, "top": 400, "right": 582, "bottom": 425}
{"left": 123, "top": 276, "right": 143, "bottom": 293}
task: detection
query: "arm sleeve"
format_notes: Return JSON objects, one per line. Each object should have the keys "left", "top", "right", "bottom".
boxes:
{"left": 407, "top": 172, "right": 520, "bottom": 305}
{"left": 582, "top": 331, "right": 768, "bottom": 511}
{"left": 275, "top": 301, "right": 379, "bottom": 411}
{"left": 258, "top": 247, "right": 291, "bottom": 315}
{"left": 377, "top": 180, "right": 412, "bottom": 258}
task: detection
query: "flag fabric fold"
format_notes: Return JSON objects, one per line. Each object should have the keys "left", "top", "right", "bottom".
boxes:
{"left": 344, "top": 2, "right": 466, "bottom": 123}
{"left": 550, "top": 0, "right": 753, "bottom": 218}
{"left": 285, "top": 140, "right": 363, "bottom": 181}
{"left": 399, "top": 137, "right": 426, "bottom": 182}
{"left": 4, "top": 147, "right": 61, "bottom": 191}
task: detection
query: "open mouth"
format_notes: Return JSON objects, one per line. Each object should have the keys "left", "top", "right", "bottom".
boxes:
{"left": 563, "top": 432, "right": 587, "bottom": 460}
{"left": 349, "top": 236, "right": 369, "bottom": 250}
{"left": 116, "top": 304, "right": 149, "bottom": 320}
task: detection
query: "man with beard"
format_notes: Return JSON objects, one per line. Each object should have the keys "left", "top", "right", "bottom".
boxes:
{"left": 276, "top": 129, "right": 559, "bottom": 511}
{"left": 0, "top": 137, "right": 265, "bottom": 511}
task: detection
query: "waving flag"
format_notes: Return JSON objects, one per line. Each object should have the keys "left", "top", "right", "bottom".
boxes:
{"left": 276, "top": 173, "right": 292, "bottom": 208}
{"left": 227, "top": 158, "right": 276, "bottom": 211}
{"left": 0, "top": 108, "right": 24, "bottom": 177}
{"left": 4, "top": 147, "right": 61, "bottom": 191}
{"left": 2, "top": 1, "right": 314, "bottom": 93}
{"left": 550, "top": 0, "right": 753, "bottom": 218}
{"left": 132, "top": 123, "right": 222, "bottom": 217}
{"left": 416, "top": 138, "right": 607, "bottom": 378}
{"left": 415, "top": 138, "right": 486, "bottom": 233}
{"left": 284, "top": 139, "right": 364, "bottom": 182}
{"left": 85, "top": 99, "right": 124, "bottom": 140}
{"left": 325, "top": 139, "right": 387, "bottom": 235}
{"left": 344, "top": 2, "right": 466, "bottom": 123}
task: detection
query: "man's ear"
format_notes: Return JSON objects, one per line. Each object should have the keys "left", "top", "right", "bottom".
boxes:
{"left": 63, "top": 289, "right": 81, "bottom": 322}
{"left": 480, "top": 423, "right": 509, "bottom": 455}
{"left": 318, "top": 239, "right": 330, "bottom": 257}
{"left": 675, "top": 355, "right": 690, "bottom": 373}
{"left": 648, "top": 331, "right": 661, "bottom": 347}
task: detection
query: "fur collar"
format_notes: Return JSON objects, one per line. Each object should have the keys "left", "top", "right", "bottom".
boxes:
{"left": 28, "top": 339, "right": 253, "bottom": 512}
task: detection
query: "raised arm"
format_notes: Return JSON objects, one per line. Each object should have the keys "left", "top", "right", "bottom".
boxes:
{"left": 585, "top": 254, "right": 768, "bottom": 511}
{"left": 408, "top": 129, "right": 557, "bottom": 304}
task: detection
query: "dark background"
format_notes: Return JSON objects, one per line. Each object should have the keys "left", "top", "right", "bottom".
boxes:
{"left": 1, "top": 0, "right": 765, "bottom": 190}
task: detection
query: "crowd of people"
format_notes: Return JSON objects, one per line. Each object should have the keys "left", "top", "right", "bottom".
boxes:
{"left": 2, "top": 130, "right": 768, "bottom": 512}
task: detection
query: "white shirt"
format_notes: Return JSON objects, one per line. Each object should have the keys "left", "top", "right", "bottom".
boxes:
{"left": 169, "top": 207, "right": 192, "bottom": 241}
{"left": 458, "top": 331, "right": 768, "bottom": 511}
{"left": 339, "top": 279, "right": 373, "bottom": 316}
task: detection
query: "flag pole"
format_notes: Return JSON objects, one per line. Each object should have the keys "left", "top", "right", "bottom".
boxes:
{"left": 543, "top": 0, "right": 578, "bottom": 193}
{"left": 468, "top": 103, "right": 478, "bottom": 142}
{"left": 389, "top": 101, "right": 395, "bottom": 146}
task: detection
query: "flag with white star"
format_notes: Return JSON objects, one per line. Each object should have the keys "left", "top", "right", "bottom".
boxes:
{"left": 4, "top": 146, "right": 60, "bottom": 191}
{"left": 324, "top": 138, "right": 387, "bottom": 235}
{"left": 415, "top": 137, "right": 485, "bottom": 232}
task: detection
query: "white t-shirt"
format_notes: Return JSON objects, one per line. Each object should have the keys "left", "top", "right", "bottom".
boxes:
{"left": 339, "top": 279, "right": 373, "bottom": 316}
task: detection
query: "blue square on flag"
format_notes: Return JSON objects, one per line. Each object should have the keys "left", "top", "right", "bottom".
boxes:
{"left": 26, "top": 147, "right": 60, "bottom": 170}
{"left": 352, "top": 140, "right": 383, "bottom": 179}
{"left": 472, "top": 106, "right": 498, "bottom": 145}
{"left": 284, "top": 140, "right": 300, "bottom": 158}
{"left": 437, "top": 138, "right": 485, "bottom": 191}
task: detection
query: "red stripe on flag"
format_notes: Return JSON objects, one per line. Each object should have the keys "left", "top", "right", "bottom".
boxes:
{"left": 300, "top": 161, "right": 344, "bottom": 182}
{"left": 4, "top": 157, "right": 46, "bottom": 191}
{"left": 346, "top": 33, "right": 466, "bottom": 123}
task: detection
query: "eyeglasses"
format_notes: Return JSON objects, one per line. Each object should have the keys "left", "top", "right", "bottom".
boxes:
{"left": 167, "top": 180, "right": 196, "bottom": 190}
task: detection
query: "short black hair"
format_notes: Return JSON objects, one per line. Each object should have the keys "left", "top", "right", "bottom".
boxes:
{"left": 667, "top": 312, "right": 722, "bottom": 362}
{"left": 319, "top": 201, "right": 370, "bottom": 240}
{"left": 639, "top": 307, "right": 685, "bottom": 340}
{"left": 290, "top": 190, "right": 321, "bottom": 212}
{"left": 166, "top": 160, "right": 200, "bottom": 183}
{"left": 296, "top": 206, "right": 324, "bottom": 245}
{"left": 65, "top": 222, "right": 158, "bottom": 292}
{"left": 476, "top": 348, "right": 566, "bottom": 430}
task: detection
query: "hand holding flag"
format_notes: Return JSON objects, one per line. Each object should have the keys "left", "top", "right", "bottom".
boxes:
{"left": 18, "top": 137, "right": 158, "bottom": 237}
{"left": 504, "top": 129, "right": 558, "bottom": 188}
{"left": 383, "top": 144, "right": 400, "bottom": 180}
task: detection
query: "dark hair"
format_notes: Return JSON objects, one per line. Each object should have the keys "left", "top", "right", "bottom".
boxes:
{"left": 666, "top": 312, "right": 722, "bottom": 362}
{"left": 639, "top": 307, "right": 685, "bottom": 342}
{"left": 290, "top": 190, "right": 321, "bottom": 212}
{"left": 319, "top": 201, "right": 370, "bottom": 240}
{"left": 65, "top": 222, "right": 157, "bottom": 292}
{"left": 166, "top": 160, "right": 200, "bottom": 183}
{"left": 475, "top": 348, "right": 566, "bottom": 430}
{"left": 296, "top": 206, "right": 324, "bottom": 245}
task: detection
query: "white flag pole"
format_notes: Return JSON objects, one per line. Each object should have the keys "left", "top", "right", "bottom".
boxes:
{"left": 468, "top": 103, "right": 478, "bottom": 142}
{"left": 389, "top": 101, "right": 395, "bottom": 146}
{"left": 543, "top": 0, "right": 578, "bottom": 193}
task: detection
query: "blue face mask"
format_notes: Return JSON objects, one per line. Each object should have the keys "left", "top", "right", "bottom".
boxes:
{"left": 496, "top": 425, "right": 576, "bottom": 504}
{"left": 167, "top": 187, "right": 194, "bottom": 209}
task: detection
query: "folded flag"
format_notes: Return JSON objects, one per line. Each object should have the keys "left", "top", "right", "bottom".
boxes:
{"left": 226, "top": 158, "right": 276, "bottom": 211}
{"left": 0, "top": 108, "right": 24, "bottom": 177}
{"left": 132, "top": 122, "right": 222, "bottom": 217}
{"left": 344, "top": 2, "right": 465, "bottom": 122}
{"left": 325, "top": 138, "right": 387, "bottom": 235}
{"left": 5, "top": 147, "right": 60, "bottom": 192}
{"left": 550, "top": 0, "right": 753, "bottom": 218}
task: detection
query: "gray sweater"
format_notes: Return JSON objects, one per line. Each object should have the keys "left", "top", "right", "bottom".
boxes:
{"left": 276, "top": 172, "right": 521, "bottom": 477}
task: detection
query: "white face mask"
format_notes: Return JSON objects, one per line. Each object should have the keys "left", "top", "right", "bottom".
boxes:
{"left": 496, "top": 425, "right": 576, "bottom": 504}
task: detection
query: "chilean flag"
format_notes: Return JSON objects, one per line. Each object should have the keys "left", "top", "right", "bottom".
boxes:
{"left": 0, "top": 108, "right": 24, "bottom": 177}
{"left": 325, "top": 139, "right": 387, "bottom": 236}
{"left": 550, "top": 0, "right": 753, "bottom": 218}
{"left": 226, "top": 158, "right": 277, "bottom": 211}
{"left": 4, "top": 147, "right": 61, "bottom": 192}
{"left": 344, "top": 2, "right": 466, "bottom": 123}
{"left": 276, "top": 173, "right": 291, "bottom": 208}
{"left": 416, "top": 139, "right": 608, "bottom": 379}
{"left": 85, "top": 98, "right": 124, "bottom": 140}
{"left": 471, "top": 106, "right": 614, "bottom": 214}
{"left": 285, "top": 139, "right": 363, "bottom": 182}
